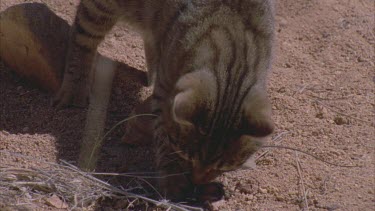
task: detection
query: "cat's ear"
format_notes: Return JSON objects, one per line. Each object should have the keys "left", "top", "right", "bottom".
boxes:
{"left": 242, "top": 89, "right": 274, "bottom": 137}
{"left": 172, "top": 70, "right": 215, "bottom": 126}
{"left": 172, "top": 89, "right": 198, "bottom": 126}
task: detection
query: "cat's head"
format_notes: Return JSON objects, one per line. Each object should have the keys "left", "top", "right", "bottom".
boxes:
{"left": 167, "top": 70, "right": 274, "bottom": 184}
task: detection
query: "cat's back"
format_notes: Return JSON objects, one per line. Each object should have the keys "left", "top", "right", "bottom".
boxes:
{"left": 116, "top": 0, "right": 274, "bottom": 36}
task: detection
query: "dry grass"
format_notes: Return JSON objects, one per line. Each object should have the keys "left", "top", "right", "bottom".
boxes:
{"left": 0, "top": 150, "right": 202, "bottom": 211}
{"left": 295, "top": 152, "right": 309, "bottom": 211}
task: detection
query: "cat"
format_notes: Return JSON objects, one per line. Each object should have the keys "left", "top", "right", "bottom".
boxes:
{"left": 54, "top": 0, "right": 275, "bottom": 201}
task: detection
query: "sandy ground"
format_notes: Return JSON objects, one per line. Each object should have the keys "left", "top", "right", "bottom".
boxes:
{"left": 1, "top": 0, "right": 374, "bottom": 210}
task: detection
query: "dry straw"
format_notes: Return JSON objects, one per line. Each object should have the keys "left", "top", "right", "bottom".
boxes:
{"left": 0, "top": 150, "right": 202, "bottom": 211}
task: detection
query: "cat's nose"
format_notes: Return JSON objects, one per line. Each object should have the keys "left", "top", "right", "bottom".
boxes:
{"left": 191, "top": 166, "right": 220, "bottom": 184}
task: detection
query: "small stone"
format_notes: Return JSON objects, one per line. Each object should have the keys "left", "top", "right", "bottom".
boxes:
{"left": 246, "top": 194, "right": 254, "bottom": 201}
{"left": 114, "top": 32, "right": 124, "bottom": 37}
{"left": 288, "top": 191, "right": 298, "bottom": 196}
{"left": 17, "top": 86, "right": 23, "bottom": 91}
{"left": 339, "top": 19, "right": 350, "bottom": 29}
{"left": 44, "top": 194, "right": 68, "bottom": 209}
{"left": 277, "top": 87, "right": 286, "bottom": 93}
{"left": 259, "top": 187, "right": 268, "bottom": 194}
{"left": 334, "top": 71, "right": 342, "bottom": 75}
{"left": 279, "top": 17, "right": 288, "bottom": 27}
{"left": 236, "top": 183, "right": 254, "bottom": 195}
{"left": 357, "top": 57, "right": 368, "bottom": 62}
{"left": 312, "top": 131, "right": 319, "bottom": 136}
{"left": 275, "top": 195, "right": 284, "bottom": 201}
{"left": 22, "top": 127, "right": 29, "bottom": 132}
{"left": 284, "top": 63, "right": 292, "bottom": 68}
{"left": 268, "top": 186, "right": 279, "bottom": 194}
{"left": 316, "top": 112, "right": 324, "bottom": 119}
{"left": 334, "top": 116, "right": 347, "bottom": 125}
{"left": 322, "top": 31, "right": 330, "bottom": 38}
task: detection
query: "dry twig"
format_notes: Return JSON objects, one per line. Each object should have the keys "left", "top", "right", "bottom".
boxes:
{"left": 295, "top": 152, "right": 309, "bottom": 211}
{"left": 260, "top": 145, "right": 360, "bottom": 168}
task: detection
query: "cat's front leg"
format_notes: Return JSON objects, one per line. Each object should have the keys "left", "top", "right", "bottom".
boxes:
{"left": 157, "top": 157, "right": 194, "bottom": 202}
{"left": 54, "top": 43, "right": 96, "bottom": 108}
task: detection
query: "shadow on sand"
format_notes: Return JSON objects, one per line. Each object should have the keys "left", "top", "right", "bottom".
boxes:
{"left": 0, "top": 3, "right": 159, "bottom": 200}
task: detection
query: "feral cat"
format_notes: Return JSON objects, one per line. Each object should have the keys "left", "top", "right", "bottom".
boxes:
{"left": 55, "top": 0, "right": 275, "bottom": 201}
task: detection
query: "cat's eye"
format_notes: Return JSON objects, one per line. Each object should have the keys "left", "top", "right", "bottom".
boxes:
{"left": 241, "top": 116, "right": 274, "bottom": 137}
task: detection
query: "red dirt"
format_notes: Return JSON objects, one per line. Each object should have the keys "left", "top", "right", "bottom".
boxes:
{"left": 1, "top": 0, "right": 374, "bottom": 210}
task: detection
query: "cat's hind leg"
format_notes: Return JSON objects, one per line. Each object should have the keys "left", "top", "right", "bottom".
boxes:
{"left": 53, "top": 0, "right": 120, "bottom": 108}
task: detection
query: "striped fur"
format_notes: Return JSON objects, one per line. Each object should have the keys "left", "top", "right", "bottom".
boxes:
{"left": 58, "top": 0, "right": 275, "bottom": 201}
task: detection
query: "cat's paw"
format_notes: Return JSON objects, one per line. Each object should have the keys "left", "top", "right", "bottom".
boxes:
{"left": 52, "top": 79, "right": 89, "bottom": 109}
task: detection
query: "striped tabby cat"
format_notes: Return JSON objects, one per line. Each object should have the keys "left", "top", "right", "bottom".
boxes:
{"left": 55, "top": 0, "right": 275, "bottom": 201}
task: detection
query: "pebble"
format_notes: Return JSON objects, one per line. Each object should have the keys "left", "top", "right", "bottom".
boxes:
{"left": 236, "top": 183, "right": 254, "bottom": 195}
{"left": 357, "top": 57, "right": 368, "bottom": 62}
{"left": 44, "top": 194, "right": 68, "bottom": 209}
{"left": 276, "top": 195, "right": 284, "bottom": 202}
{"left": 279, "top": 18, "right": 288, "bottom": 26}
{"left": 315, "top": 112, "right": 324, "bottom": 119}
{"left": 334, "top": 116, "right": 347, "bottom": 125}
{"left": 288, "top": 191, "right": 298, "bottom": 196}
{"left": 114, "top": 32, "right": 124, "bottom": 37}
{"left": 246, "top": 194, "right": 254, "bottom": 201}
{"left": 284, "top": 63, "right": 292, "bottom": 68}
{"left": 268, "top": 186, "right": 279, "bottom": 194}
{"left": 259, "top": 187, "right": 268, "bottom": 194}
